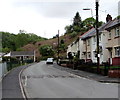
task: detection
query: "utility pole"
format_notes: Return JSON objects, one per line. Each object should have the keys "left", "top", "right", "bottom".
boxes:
{"left": 57, "top": 30, "right": 60, "bottom": 64}
{"left": 96, "top": 0, "right": 100, "bottom": 73}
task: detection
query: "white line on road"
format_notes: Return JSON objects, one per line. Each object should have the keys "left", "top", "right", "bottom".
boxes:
{"left": 24, "top": 76, "right": 27, "bottom": 87}
{"left": 19, "top": 68, "right": 26, "bottom": 99}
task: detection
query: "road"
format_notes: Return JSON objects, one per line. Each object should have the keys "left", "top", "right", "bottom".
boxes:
{"left": 21, "top": 61, "right": 118, "bottom": 98}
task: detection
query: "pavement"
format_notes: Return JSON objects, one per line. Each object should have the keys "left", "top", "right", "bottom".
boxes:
{"left": 54, "top": 63, "right": 120, "bottom": 83}
{"left": 1, "top": 63, "right": 34, "bottom": 99}
{"left": 2, "top": 65, "right": 26, "bottom": 99}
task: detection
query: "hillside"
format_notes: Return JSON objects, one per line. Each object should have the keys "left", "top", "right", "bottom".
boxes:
{"left": 2, "top": 12, "right": 104, "bottom": 61}
{"left": 22, "top": 12, "right": 104, "bottom": 61}
{"left": 22, "top": 33, "right": 80, "bottom": 61}
{"left": 1, "top": 31, "right": 47, "bottom": 53}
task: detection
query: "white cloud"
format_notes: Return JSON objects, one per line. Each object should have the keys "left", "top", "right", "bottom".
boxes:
{"left": 0, "top": 0, "right": 119, "bottom": 38}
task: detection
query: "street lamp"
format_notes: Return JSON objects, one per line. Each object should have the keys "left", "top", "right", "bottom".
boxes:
{"left": 83, "top": 8, "right": 93, "bottom": 17}
{"left": 83, "top": 1, "right": 100, "bottom": 73}
{"left": 96, "top": 0, "right": 100, "bottom": 73}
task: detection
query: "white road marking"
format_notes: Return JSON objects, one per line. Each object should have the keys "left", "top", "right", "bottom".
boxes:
{"left": 19, "top": 68, "right": 26, "bottom": 99}
{"left": 24, "top": 76, "right": 27, "bottom": 86}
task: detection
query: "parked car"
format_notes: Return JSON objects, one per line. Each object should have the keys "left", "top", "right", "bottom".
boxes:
{"left": 46, "top": 58, "right": 54, "bottom": 64}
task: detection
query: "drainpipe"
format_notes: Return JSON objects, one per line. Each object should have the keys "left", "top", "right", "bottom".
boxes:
{"left": 85, "top": 40, "right": 87, "bottom": 62}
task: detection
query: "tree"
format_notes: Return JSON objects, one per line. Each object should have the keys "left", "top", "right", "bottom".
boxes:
{"left": 64, "top": 12, "right": 82, "bottom": 36}
{"left": 117, "top": 15, "right": 120, "bottom": 19}
{"left": 73, "top": 12, "right": 82, "bottom": 26}
{"left": 60, "top": 39, "right": 64, "bottom": 44}
{"left": 2, "top": 47, "right": 10, "bottom": 53}
{"left": 1, "top": 31, "right": 47, "bottom": 53}
{"left": 70, "top": 31, "right": 77, "bottom": 38}
{"left": 59, "top": 39, "right": 66, "bottom": 52}
{"left": 82, "top": 17, "right": 104, "bottom": 32}
{"left": 39, "top": 45, "right": 54, "bottom": 57}
{"left": 82, "top": 17, "right": 96, "bottom": 30}
{"left": 64, "top": 25, "right": 73, "bottom": 34}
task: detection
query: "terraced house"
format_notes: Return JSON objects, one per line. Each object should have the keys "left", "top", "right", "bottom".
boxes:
{"left": 105, "top": 18, "right": 120, "bottom": 65}
{"left": 67, "top": 15, "right": 120, "bottom": 66}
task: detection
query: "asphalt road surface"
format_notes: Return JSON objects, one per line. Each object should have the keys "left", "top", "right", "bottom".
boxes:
{"left": 21, "top": 61, "right": 119, "bottom": 98}
{"left": 2, "top": 66, "right": 24, "bottom": 98}
{"left": 1, "top": 64, "right": 32, "bottom": 99}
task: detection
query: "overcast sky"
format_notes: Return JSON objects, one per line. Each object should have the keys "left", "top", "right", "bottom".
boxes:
{"left": 0, "top": 0, "right": 120, "bottom": 38}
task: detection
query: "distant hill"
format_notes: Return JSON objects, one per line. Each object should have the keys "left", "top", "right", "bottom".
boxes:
{"left": 1, "top": 31, "right": 47, "bottom": 53}
{"left": 22, "top": 33, "right": 80, "bottom": 61}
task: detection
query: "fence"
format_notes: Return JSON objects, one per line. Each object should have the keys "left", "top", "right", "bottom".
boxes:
{"left": 58, "top": 59, "right": 117, "bottom": 76}
{"left": 0, "top": 60, "right": 34, "bottom": 81}
{"left": 0, "top": 62, "right": 8, "bottom": 80}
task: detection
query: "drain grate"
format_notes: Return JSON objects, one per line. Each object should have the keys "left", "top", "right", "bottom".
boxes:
{"left": 22, "top": 75, "right": 77, "bottom": 79}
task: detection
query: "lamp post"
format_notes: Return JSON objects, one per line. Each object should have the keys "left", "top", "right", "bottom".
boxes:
{"left": 83, "top": 8, "right": 93, "bottom": 17}
{"left": 96, "top": 0, "right": 100, "bottom": 73}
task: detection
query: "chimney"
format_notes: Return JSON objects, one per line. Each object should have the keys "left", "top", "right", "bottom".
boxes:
{"left": 106, "top": 14, "right": 112, "bottom": 22}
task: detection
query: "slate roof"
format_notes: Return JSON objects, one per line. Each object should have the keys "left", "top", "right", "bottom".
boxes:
{"left": 98, "top": 21, "right": 112, "bottom": 32}
{"left": 81, "top": 21, "right": 112, "bottom": 40}
{"left": 81, "top": 28, "right": 95, "bottom": 40}
{"left": 11, "top": 51, "right": 34, "bottom": 57}
{"left": 105, "top": 18, "right": 120, "bottom": 30}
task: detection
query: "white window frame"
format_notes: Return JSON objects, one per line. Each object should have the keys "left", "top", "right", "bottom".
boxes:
{"left": 114, "top": 47, "right": 120, "bottom": 57}
{"left": 115, "top": 27, "right": 120, "bottom": 37}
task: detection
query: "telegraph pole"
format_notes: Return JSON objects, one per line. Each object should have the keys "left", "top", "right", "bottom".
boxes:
{"left": 57, "top": 30, "right": 60, "bottom": 64}
{"left": 96, "top": 0, "right": 100, "bottom": 73}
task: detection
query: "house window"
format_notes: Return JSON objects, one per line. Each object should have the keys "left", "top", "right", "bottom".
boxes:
{"left": 115, "top": 47, "right": 120, "bottom": 56}
{"left": 82, "top": 52, "right": 86, "bottom": 58}
{"left": 108, "top": 31, "right": 111, "bottom": 39}
{"left": 115, "top": 27, "right": 120, "bottom": 37}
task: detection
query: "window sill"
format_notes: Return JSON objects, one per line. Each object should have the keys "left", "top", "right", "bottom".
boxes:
{"left": 108, "top": 38, "right": 111, "bottom": 40}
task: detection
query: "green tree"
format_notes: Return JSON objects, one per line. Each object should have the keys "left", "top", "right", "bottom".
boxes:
{"left": 117, "top": 15, "right": 120, "bottom": 19}
{"left": 1, "top": 32, "right": 17, "bottom": 51}
{"left": 1, "top": 31, "right": 47, "bottom": 53}
{"left": 64, "top": 25, "right": 73, "bottom": 34}
{"left": 82, "top": 17, "right": 104, "bottom": 32}
{"left": 2, "top": 47, "right": 10, "bottom": 53}
{"left": 64, "top": 12, "right": 82, "bottom": 36}
{"left": 16, "top": 33, "right": 29, "bottom": 48}
{"left": 59, "top": 39, "right": 66, "bottom": 52}
{"left": 16, "top": 48, "right": 24, "bottom": 51}
{"left": 73, "top": 12, "right": 82, "bottom": 26}
{"left": 70, "top": 31, "right": 77, "bottom": 38}
{"left": 39, "top": 45, "right": 54, "bottom": 57}
{"left": 82, "top": 17, "right": 96, "bottom": 31}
